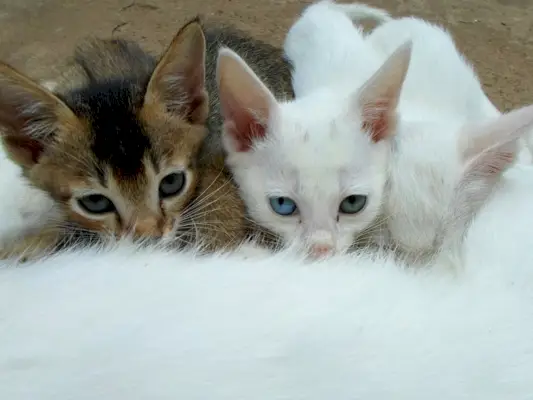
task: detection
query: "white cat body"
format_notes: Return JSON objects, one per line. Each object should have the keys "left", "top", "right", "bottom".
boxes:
{"left": 284, "top": 0, "right": 389, "bottom": 97}
{"left": 368, "top": 17, "right": 499, "bottom": 120}
{"left": 366, "top": 15, "right": 533, "bottom": 164}
{"left": 1, "top": 166, "right": 533, "bottom": 399}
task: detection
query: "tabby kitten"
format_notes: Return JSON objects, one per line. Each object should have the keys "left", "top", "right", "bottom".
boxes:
{"left": 0, "top": 18, "right": 293, "bottom": 260}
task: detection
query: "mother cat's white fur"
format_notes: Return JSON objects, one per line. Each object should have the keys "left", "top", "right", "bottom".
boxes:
{"left": 1, "top": 166, "right": 533, "bottom": 399}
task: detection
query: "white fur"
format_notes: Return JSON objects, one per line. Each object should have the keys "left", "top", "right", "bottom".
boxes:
{"left": 365, "top": 15, "right": 533, "bottom": 163}
{"left": 220, "top": 3, "right": 404, "bottom": 256}
{"left": 225, "top": 86, "right": 392, "bottom": 255}
{"left": 1, "top": 167, "right": 533, "bottom": 399}
{"left": 284, "top": 0, "right": 389, "bottom": 96}
{"left": 385, "top": 105, "right": 533, "bottom": 255}
{"left": 367, "top": 17, "right": 499, "bottom": 120}
{"left": 0, "top": 149, "right": 55, "bottom": 241}
{"left": 361, "top": 15, "right": 533, "bottom": 252}
{"left": 251, "top": 2, "right": 533, "bottom": 257}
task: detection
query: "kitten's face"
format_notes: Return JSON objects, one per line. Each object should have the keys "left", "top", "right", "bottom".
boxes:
{"left": 217, "top": 44, "right": 412, "bottom": 257}
{"left": 0, "top": 19, "right": 209, "bottom": 240}
{"left": 227, "top": 100, "right": 391, "bottom": 256}
{"left": 28, "top": 98, "right": 206, "bottom": 238}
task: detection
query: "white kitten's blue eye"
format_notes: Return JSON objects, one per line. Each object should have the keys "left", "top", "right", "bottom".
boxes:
{"left": 269, "top": 196, "right": 297, "bottom": 216}
{"left": 339, "top": 195, "right": 367, "bottom": 214}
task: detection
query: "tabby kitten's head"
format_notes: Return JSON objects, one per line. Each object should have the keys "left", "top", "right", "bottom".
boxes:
{"left": 0, "top": 20, "right": 209, "bottom": 238}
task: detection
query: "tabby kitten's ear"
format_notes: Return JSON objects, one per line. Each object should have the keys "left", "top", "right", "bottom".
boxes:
{"left": 144, "top": 18, "right": 208, "bottom": 125}
{"left": 0, "top": 63, "right": 79, "bottom": 169}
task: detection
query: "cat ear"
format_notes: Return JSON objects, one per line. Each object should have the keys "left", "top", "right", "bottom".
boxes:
{"left": 435, "top": 105, "right": 533, "bottom": 258}
{"left": 459, "top": 104, "right": 533, "bottom": 180}
{"left": 0, "top": 63, "right": 79, "bottom": 168}
{"left": 356, "top": 41, "right": 412, "bottom": 142}
{"left": 144, "top": 18, "right": 208, "bottom": 125}
{"left": 217, "top": 47, "right": 278, "bottom": 153}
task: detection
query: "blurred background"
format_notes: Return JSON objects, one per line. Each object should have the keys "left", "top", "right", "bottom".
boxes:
{"left": 1, "top": 0, "right": 531, "bottom": 111}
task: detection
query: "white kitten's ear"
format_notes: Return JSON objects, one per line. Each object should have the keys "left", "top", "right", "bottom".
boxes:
{"left": 459, "top": 104, "right": 533, "bottom": 179}
{"left": 217, "top": 47, "right": 278, "bottom": 152}
{"left": 144, "top": 18, "right": 208, "bottom": 125}
{"left": 443, "top": 104, "right": 533, "bottom": 243}
{"left": 356, "top": 41, "right": 412, "bottom": 142}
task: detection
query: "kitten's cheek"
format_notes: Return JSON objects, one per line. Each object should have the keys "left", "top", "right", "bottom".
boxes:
{"left": 336, "top": 235, "right": 355, "bottom": 255}
{"left": 67, "top": 210, "right": 107, "bottom": 233}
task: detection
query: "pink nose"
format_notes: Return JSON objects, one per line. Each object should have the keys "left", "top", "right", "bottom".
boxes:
{"left": 310, "top": 244, "right": 333, "bottom": 258}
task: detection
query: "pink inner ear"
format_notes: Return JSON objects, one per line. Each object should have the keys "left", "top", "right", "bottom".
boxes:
{"left": 361, "top": 99, "right": 392, "bottom": 143}
{"left": 226, "top": 111, "right": 266, "bottom": 152}
{"left": 485, "top": 151, "right": 515, "bottom": 175}
{"left": 222, "top": 89, "right": 268, "bottom": 152}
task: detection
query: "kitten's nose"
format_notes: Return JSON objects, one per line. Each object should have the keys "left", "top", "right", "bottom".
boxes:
{"left": 310, "top": 243, "right": 334, "bottom": 258}
{"left": 134, "top": 217, "right": 173, "bottom": 238}
{"left": 308, "top": 230, "right": 335, "bottom": 258}
{"left": 160, "top": 220, "right": 175, "bottom": 238}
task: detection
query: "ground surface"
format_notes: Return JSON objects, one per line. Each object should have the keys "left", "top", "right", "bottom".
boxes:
{"left": 0, "top": 0, "right": 532, "bottom": 110}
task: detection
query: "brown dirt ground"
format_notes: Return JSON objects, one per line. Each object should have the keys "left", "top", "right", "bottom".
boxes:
{"left": 0, "top": 0, "right": 532, "bottom": 111}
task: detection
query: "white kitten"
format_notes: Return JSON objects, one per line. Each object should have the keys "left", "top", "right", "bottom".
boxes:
{"left": 217, "top": 42, "right": 410, "bottom": 257}
{"left": 1, "top": 168, "right": 533, "bottom": 399}
{"left": 355, "top": 13, "right": 533, "bottom": 254}
{"left": 216, "top": 0, "right": 409, "bottom": 257}
{"left": 386, "top": 105, "right": 533, "bottom": 258}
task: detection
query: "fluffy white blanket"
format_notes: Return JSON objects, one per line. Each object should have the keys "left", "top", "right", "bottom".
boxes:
{"left": 1, "top": 155, "right": 532, "bottom": 399}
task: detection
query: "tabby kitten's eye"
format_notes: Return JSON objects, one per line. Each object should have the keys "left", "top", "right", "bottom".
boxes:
{"left": 77, "top": 194, "right": 115, "bottom": 214}
{"left": 159, "top": 172, "right": 186, "bottom": 198}
{"left": 339, "top": 195, "right": 367, "bottom": 214}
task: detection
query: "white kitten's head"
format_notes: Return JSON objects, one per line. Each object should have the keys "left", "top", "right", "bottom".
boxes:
{"left": 216, "top": 44, "right": 411, "bottom": 257}
{"left": 387, "top": 104, "right": 533, "bottom": 257}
